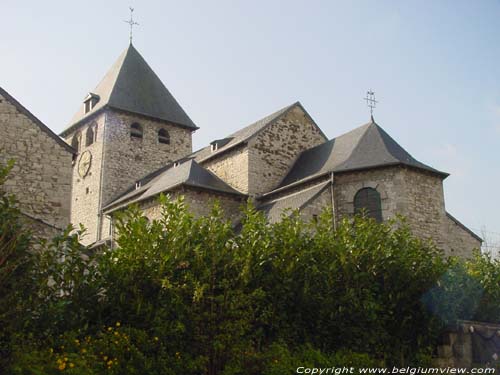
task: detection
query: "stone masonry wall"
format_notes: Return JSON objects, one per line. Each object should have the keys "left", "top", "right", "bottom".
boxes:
{"left": 102, "top": 110, "right": 193, "bottom": 206}
{"left": 0, "top": 92, "right": 72, "bottom": 239}
{"left": 64, "top": 113, "right": 106, "bottom": 245}
{"left": 444, "top": 216, "right": 482, "bottom": 257}
{"left": 248, "top": 105, "right": 326, "bottom": 195}
{"left": 203, "top": 145, "right": 249, "bottom": 194}
{"left": 121, "top": 187, "right": 245, "bottom": 226}
{"left": 65, "top": 109, "right": 193, "bottom": 245}
{"left": 334, "top": 166, "right": 477, "bottom": 257}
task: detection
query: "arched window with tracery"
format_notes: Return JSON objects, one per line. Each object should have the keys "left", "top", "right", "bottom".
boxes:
{"left": 158, "top": 128, "right": 170, "bottom": 144}
{"left": 354, "top": 187, "right": 382, "bottom": 222}
{"left": 130, "top": 122, "right": 143, "bottom": 139}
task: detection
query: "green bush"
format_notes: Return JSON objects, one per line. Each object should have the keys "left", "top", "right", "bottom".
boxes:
{"left": 1, "top": 161, "right": 499, "bottom": 374}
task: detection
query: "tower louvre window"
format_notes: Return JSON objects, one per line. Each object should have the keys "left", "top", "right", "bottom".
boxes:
{"left": 85, "top": 123, "right": 97, "bottom": 147}
{"left": 130, "top": 122, "right": 143, "bottom": 139}
{"left": 158, "top": 128, "right": 170, "bottom": 144}
{"left": 354, "top": 187, "right": 382, "bottom": 223}
{"left": 71, "top": 133, "right": 81, "bottom": 151}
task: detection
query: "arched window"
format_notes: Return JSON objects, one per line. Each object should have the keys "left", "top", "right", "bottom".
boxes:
{"left": 158, "top": 128, "right": 170, "bottom": 144}
{"left": 354, "top": 187, "right": 382, "bottom": 223}
{"left": 85, "top": 124, "right": 96, "bottom": 147}
{"left": 130, "top": 123, "right": 143, "bottom": 139}
{"left": 71, "top": 133, "right": 81, "bottom": 151}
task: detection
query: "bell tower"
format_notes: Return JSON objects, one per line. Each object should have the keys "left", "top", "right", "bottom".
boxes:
{"left": 61, "top": 44, "right": 198, "bottom": 245}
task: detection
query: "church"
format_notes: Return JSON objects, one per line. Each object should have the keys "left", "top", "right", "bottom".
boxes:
{"left": 1, "top": 43, "right": 481, "bottom": 257}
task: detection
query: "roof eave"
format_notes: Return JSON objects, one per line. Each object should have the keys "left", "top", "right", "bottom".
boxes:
{"left": 60, "top": 105, "right": 199, "bottom": 137}
{"left": 268, "top": 162, "right": 448, "bottom": 198}
{"left": 104, "top": 182, "right": 247, "bottom": 214}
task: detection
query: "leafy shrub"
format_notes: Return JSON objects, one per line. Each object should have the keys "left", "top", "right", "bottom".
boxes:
{"left": 1, "top": 166, "right": 499, "bottom": 374}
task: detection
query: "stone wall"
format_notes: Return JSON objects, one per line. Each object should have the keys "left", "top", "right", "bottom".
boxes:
{"left": 64, "top": 113, "right": 106, "bottom": 245}
{"left": 64, "top": 109, "right": 193, "bottom": 245}
{"left": 203, "top": 145, "right": 250, "bottom": 194}
{"left": 248, "top": 105, "right": 326, "bottom": 195}
{"left": 444, "top": 215, "right": 482, "bottom": 257}
{"left": 0, "top": 91, "right": 72, "bottom": 240}
{"left": 435, "top": 321, "right": 500, "bottom": 368}
{"left": 333, "top": 165, "right": 478, "bottom": 257}
{"left": 101, "top": 110, "right": 193, "bottom": 206}
{"left": 117, "top": 187, "right": 245, "bottom": 227}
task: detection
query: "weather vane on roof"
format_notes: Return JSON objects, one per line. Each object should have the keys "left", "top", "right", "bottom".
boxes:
{"left": 364, "top": 90, "right": 378, "bottom": 118}
{"left": 124, "top": 7, "right": 139, "bottom": 44}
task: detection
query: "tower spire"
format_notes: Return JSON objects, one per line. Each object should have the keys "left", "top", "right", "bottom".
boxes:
{"left": 124, "top": 7, "right": 139, "bottom": 44}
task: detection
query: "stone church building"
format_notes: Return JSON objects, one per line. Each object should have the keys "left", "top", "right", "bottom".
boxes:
{"left": 1, "top": 44, "right": 481, "bottom": 256}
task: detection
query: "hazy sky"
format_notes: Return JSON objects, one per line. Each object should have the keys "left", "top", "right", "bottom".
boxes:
{"left": 2, "top": 1, "right": 499, "bottom": 251}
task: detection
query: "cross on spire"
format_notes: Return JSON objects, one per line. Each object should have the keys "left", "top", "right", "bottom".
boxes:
{"left": 364, "top": 90, "right": 378, "bottom": 119}
{"left": 124, "top": 7, "right": 139, "bottom": 44}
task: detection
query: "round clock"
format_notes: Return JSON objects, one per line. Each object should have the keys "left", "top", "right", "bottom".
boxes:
{"left": 78, "top": 150, "right": 92, "bottom": 178}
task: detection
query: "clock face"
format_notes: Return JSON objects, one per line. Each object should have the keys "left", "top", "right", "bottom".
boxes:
{"left": 78, "top": 150, "right": 92, "bottom": 178}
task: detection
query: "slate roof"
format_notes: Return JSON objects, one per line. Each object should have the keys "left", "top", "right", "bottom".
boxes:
{"left": 191, "top": 101, "right": 326, "bottom": 163}
{"left": 104, "top": 159, "right": 244, "bottom": 212}
{"left": 0, "top": 86, "right": 74, "bottom": 153}
{"left": 61, "top": 44, "right": 197, "bottom": 136}
{"left": 279, "top": 118, "right": 448, "bottom": 188}
{"left": 257, "top": 181, "right": 329, "bottom": 223}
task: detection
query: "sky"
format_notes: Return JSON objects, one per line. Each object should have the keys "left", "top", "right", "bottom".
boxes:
{"left": 2, "top": 1, "right": 500, "bottom": 253}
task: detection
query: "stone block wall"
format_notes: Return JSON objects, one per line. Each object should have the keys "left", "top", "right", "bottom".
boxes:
{"left": 101, "top": 110, "right": 193, "bottom": 206}
{"left": 333, "top": 165, "right": 478, "bottom": 257}
{"left": 203, "top": 145, "right": 250, "bottom": 194}
{"left": 64, "top": 109, "right": 193, "bottom": 245}
{"left": 444, "top": 215, "right": 482, "bottom": 257}
{"left": 118, "top": 187, "right": 245, "bottom": 227}
{"left": 334, "top": 167, "right": 403, "bottom": 222}
{"left": 64, "top": 113, "right": 105, "bottom": 245}
{"left": 435, "top": 321, "right": 500, "bottom": 368}
{"left": 0, "top": 91, "right": 72, "bottom": 240}
{"left": 248, "top": 105, "right": 326, "bottom": 195}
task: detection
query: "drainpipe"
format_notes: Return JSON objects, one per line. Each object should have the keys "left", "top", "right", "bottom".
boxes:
{"left": 330, "top": 172, "right": 337, "bottom": 231}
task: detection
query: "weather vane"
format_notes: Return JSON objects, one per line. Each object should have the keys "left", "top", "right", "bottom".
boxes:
{"left": 124, "top": 7, "right": 139, "bottom": 43}
{"left": 364, "top": 90, "right": 378, "bottom": 118}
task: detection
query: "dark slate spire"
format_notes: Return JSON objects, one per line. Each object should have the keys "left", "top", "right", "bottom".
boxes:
{"left": 63, "top": 44, "right": 197, "bottom": 134}
{"left": 279, "top": 120, "right": 448, "bottom": 188}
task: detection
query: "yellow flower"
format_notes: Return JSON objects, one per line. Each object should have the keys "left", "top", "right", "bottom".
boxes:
{"left": 114, "top": 331, "right": 119, "bottom": 336}
{"left": 154, "top": 336, "right": 159, "bottom": 342}
{"left": 49, "top": 348, "right": 54, "bottom": 353}
{"left": 69, "top": 363, "right": 75, "bottom": 368}
{"left": 107, "top": 360, "right": 113, "bottom": 366}
{"left": 107, "top": 327, "right": 113, "bottom": 331}
{"left": 81, "top": 348, "right": 87, "bottom": 354}
{"left": 58, "top": 362, "right": 66, "bottom": 370}
{"left": 116, "top": 322, "right": 121, "bottom": 327}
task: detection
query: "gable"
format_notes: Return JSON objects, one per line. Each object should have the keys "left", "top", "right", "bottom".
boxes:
{"left": 0, "top": 87, "right": 74, "bottom": 153}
